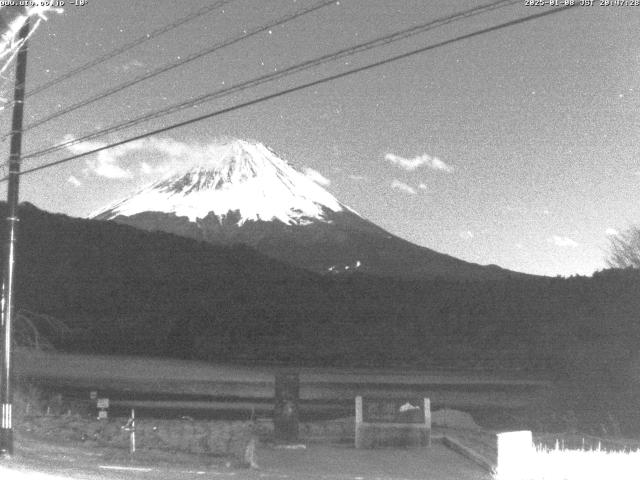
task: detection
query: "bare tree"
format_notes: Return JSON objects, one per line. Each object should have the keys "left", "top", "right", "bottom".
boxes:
{"left": 607, "top": 226, "right": 640, "bottom": 269}
{"left": 14, "top": 309, "right": 70, "bottom": 350}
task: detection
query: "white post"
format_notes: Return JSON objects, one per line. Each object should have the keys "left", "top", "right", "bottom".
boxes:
{"left": 130, "top": 408, "right": 136, "bottom": 455}
{"left": 355, "top": 396, "right": 363, "bottom": 424}
{"left": 423, "top": 398, "right": 431, "bottom": 446}
{"left": 354, "top": 396, "right": 363, "bottom": 448}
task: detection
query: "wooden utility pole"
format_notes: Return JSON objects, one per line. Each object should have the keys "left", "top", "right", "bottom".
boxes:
{"left": 0, "top": 17, "right": 30, "bottom": 456}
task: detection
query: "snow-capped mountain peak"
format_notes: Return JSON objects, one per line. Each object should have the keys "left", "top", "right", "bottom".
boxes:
{"left": 91, "top": 138, "right": 519, "bottom": 280}
{"left": 92, "top": 139, "right": 346, "bottom": 225}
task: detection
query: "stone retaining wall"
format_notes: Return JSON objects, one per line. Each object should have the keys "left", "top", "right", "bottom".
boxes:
{"left": 19, "top": 415, "right": 255, "bottom": 464}
{"left": 105, "top": 418, "right": 254, "bottom": 457}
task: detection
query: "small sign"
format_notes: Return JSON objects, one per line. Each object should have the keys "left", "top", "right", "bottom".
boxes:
{"left": 97, "top": 410, "right": 108, "bottom": 420}
{"left": 90, "top": 391, "right": 97, "bottom": 400}
{"left": 97, "top": 398, "right": 109, "bottom": 409}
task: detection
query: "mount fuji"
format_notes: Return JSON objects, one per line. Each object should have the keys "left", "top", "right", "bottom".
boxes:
{"left": 92, "top": 139, "right": 517, "bottom": 280}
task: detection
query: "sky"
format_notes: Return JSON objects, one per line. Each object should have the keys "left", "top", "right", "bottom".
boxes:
{"left": 0, "top": 0, "right": 638, "bottom": 277}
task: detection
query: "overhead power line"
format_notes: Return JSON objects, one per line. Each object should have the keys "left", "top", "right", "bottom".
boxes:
{"left": 22, "top": 0, "right": 519, "bottom": 162}
{"left": 3, "top": 5, "right": 576, "bottom": 182}
{"left": 11, "top": 0, "right": 337, "bottom": 137}
{"left": 14, "top": 0, "right": 234, "bottom": 102}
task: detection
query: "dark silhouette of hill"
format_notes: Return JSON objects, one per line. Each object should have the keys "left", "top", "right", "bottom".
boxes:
{"left": 4, "top": 203, "right": 640, "bottom": 431}
{"left": 1, "top": 202, "right": 637, "bottom": 369}
{"left": 105, "top": 208, "right": 524, "bottom": 281}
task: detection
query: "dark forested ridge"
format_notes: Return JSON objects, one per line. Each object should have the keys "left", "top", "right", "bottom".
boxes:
{"left": 6, "top": 203, "right": 640, "bottom": 431}
{"left": 106, "top": 207, "right": 524, "bottom": 281}
{"left": 3, "top": 202, "right": 640, "bottom": 379}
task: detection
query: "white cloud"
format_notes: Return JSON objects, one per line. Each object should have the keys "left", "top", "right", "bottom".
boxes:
{"left": 385, "top": 152, "right": 454, "bottom": 173}
{"left": 303, "top": 167, "right": 331, "bottom": 186}
{"left": 418, "top": 183, "right": 427, "bottom": 190}
{"left": 140, "top": 162, "right": 154, "bottom": 175}
{"left": 61, "top": 136, "right": 333, "bottom": 187}
{"left": 63, "top": 134, "right": 134, "bottom": 179}
{"left": 548, "top": 235, "right": 579, "bottom": 248}
{"left": 349, "top": 174, "right": 366, "bottom": 181}
{"left": 120, "top": 59, "right": 145, "bottom": 72}
{"left": 67, "top": 175, "right": 81, "bottom": 187}
{"left": 63, "top": 135, "right": 231, "bottom": 181}
{"left": 64, "top": 135, "right": 103, "bottom": 156}
{"left": 140, "top": 161, "right": 173, "bottom": 176}
{"left": 605, "top": 228, "right": 619, "bottom": 236}
{"left": 90, "top": 157, "right": 133, "bottom": 179}
{"left": 430, "top": 157, "right": 454, "bottom": 172}
{"left": 459, "top": 230, "right": 474, "bottom": 240}
{"left": 390, "top": 179, "right": 417, "bottom": 195}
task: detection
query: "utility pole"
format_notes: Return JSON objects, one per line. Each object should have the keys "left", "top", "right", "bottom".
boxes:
{"left": 0, "top": 17, "right": 30, "bottom": 457}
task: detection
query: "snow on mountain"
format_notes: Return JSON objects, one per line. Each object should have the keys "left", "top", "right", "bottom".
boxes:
{"left": 92, "top": 137, "right": 523, "bottom": 280}
{"left": 92, "top": 139, "right": 346, "bottom": 226}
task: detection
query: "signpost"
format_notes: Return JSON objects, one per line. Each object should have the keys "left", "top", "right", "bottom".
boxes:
{"left": 97, "top": 398, "right": 109, "bottom": 420}
{"left": 122, "top": 408, "right": 136, "bottom": 455}
{"left": 355, "top": 396, "right": 431, "bottom": 448}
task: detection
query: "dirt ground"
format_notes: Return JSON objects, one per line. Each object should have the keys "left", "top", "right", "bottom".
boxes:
{"left": 0, "top": 428, "right": 491, "bottom": 480}
{"left": 257, "top": 442, "right": 490, "bottom": 480}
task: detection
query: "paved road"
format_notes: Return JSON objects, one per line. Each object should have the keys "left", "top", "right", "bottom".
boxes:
{"left": 257, "top": 443, "right": 490, "bottom": 480}
{"left": 2, "top": 439, "right": 490, "bottom": 480}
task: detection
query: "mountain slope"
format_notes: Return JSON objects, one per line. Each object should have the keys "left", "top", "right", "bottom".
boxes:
{"left": 93, "top": 138, "right": 522, "bottom": 280}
